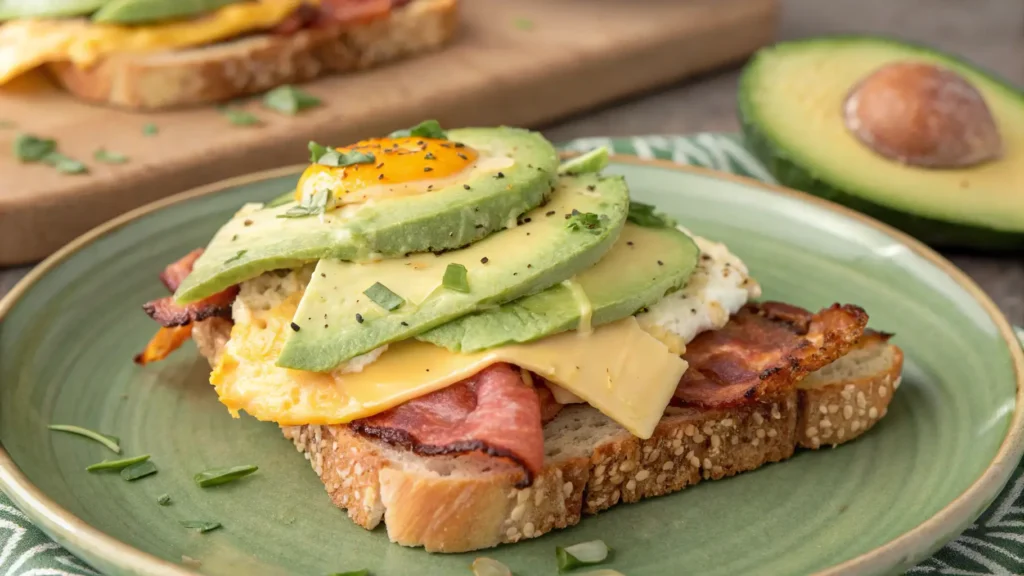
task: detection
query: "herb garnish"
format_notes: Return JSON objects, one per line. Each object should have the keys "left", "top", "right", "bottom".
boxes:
{"left": 94, "top": 148, "right": 128, "bottom": 164}
{"left": 565, "top": 210, "right": 606, "bottom": 234}
{"left": 42, "top": 152, "right": 88, "bottom": 174}
{"left": 278, "top": 188, "right": 332, "bottom": 219}
{"left": 364, "top": 282, "right": 404, "bottom": 311}
{"left": 220, "top": 107, "right": 262, "bottom": 126}
{"left": 442, "top": 263, "right": 470, "bottom": 293}
{"left": 194, "top": 464, "right": 259, "bottom": 487}
{"left": 0, "top": 120, "right": 14, "bottom": 129}
{"left": 48, "top": 424, "right": 121, "bottom": 454}
{"left": 627, "top": 201, "right": 677, "bottom": 228}
{"left": 224, "top": 250, "right": 247, "bottom": 264}
{"left": 316, "top": 148, "right": 375, "bottom": 168}
{"left": 157, "top": 494, "right": 172, "bottom": 506}
{"left": 262, "top": 85, "right": 321, "bottom": 115}
{"left": 514, "top": 17, "right": 534, "bottom": 30}
{"left": 555, "top": 539, "right": 611, "bottom": 572}
{"left": 86, "top": 454, "right": 150, "bottom": 472}
{"left": 180, "top": 520, "right": 222, "bottom": 533}
{"left": 389, "top": 119, "right": 447, "bottom": 140}
{"left": 14, "top": 134, "right": 55, "bottom": 161}
{"left": 121, "top": 460, "right": 157, "bottom": 481}
{"left": 142, "top": 123, "right": 158, "bottom": 136}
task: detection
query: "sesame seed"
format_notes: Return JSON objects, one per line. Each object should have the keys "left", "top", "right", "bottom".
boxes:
{"left": 843, "top": 405, "right": 854, "bottom": 419}
{"left": 751, "top": 438, "right": 760, "bottom": 447}
{"left": 635, "top": 469, "right": 650, "bottom": 482}
{"left": 626, "top": 479, "right": 637, "bottom": 492}
{"left": 702, "top": 458, "right": 712, "bottom": 469}
{"left": 878, "top": 385, "right": 888, "bottom": 398}
{"left": 752, "top": 413, "right": 764, "bottom": 425}
{"left": 692, "top": 433, "right": 705, "bottom": 444}
{"left": 820, "top": 419, "right": 832, "bottom": 429}
{"left": 819, "top": 405, "right": 828, "bottom": 415}
{"left": 868, "top": 407, "right": 879, "bottom": 419}
{"left": 806, "top": 426, "right": 818, "bottom": 436}
{"left": 756, "top": 429, "right": 765, "bottom": 439}
{"left": 767, "top": 429, "right": 777, "bottom": 438}
{"left": 563, "top": 481, "right": 573, "bottom": 497}
{"left": 828, "top": 404, "right": 839, "bottom": 414}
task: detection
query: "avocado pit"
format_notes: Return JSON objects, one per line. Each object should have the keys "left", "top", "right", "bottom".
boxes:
{"left": 843, "top": 61, "right": 1003, "bottom": 169}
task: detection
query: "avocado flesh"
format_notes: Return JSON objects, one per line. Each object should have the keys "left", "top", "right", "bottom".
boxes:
{"left": 175, "top": 127, "right": 559, "bottom": 303}
{"left": 92, "top": 0, "right": 245, "bottom": 23}
{"left": 418, "top": 223, "right": 699, "bottom": 352}
{"left": 276, "top": 173, "right": 629, "bottom": 372}
{"left": 740, "top": 36, "right": 1024, "bottom": 248}
{"left": 0, "top": 0, "right": 106, "bottom": 20}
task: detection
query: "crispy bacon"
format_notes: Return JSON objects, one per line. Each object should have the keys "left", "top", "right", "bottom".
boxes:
{"left": 134, "top": 325, "right": 194, "bottom": 365}
{"left": 674, "top": 302, "right": 869, "bottom": 408}
{"left": 349, "top": 363, "right": 545, "bottom": 486}
{"left": 142, "top": 249, "right": 238, "bottom": 328}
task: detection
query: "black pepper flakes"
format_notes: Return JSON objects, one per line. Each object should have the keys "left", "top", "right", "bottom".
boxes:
{"left": 243, "top": 219, "right": 253, "bottom": 226}
{"left": 376, "top": 162, "right": 384, "bottom": 169}
{"left": 425, "top": 152, "right": 436, "bottom": 160}
{"left": 424, "top": 167, "right": 433, "bottom": 172}
{"left": 527, "top": 264, "right": 533, "bottom": 268}
{"left": 231, "top": 234, "right": 238, "bottom": 241}
{"left": 587, "top": 185, "right": 596, "bottom": 191}
{"left": 546, "top": 210, "right": 555, "bottom": 217}
{"left": 355, "top": 314, "right": 364, "bottom": 324}
{"left": 321, "top": 273, "right": 326, "bottom": 278}
{"left": 378, "top": 173, "right": 384, "bottom": 180}
{"left": 457, "top": 153, "right": 468, "bottom": 160}
{"left": 627, "top": 241, "right": 634, "bottom": 246}
{"left": 401, "top": 321, "right": 409, "bottom": 326}
{"left": 481, "top": 257, "right": 489, "bottom": 264}
{"left": 657, "top": 260, "right": 664, "bottom": 266}
{"left": 464, "top": 184, "right": 471, "bottom": 190}
{"left": 495, "top": 172, "right": 505, "bottom": 179}
{"left": 290, "top": 322, "right": 300, "bottom": 332}
{"left": 523, "top": 217, "right": 532, "bottom": 223}
{"left": 454, "top": 142, "right": 465, "bottom": 148}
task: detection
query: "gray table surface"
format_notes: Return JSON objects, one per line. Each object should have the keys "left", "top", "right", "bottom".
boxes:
{"left": 2, "top": 0, "right": 1023, "bottom": 324}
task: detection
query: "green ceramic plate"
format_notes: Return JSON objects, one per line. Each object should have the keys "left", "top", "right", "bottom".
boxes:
{"left": 1, "top": 159, "right": 1022, "bottom": 576}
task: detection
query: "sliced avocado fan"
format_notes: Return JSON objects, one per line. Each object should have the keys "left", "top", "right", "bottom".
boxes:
{"left": 419, "top": 222, "right": 699, "bottom": 352}
{"left": 739, "top": 36, "right": 1024, "bottom": 249}
{"left": 276, "top": 173, "right": 629, "bottom": 372}
{"left": 0, "top": 0, "right": 106, "bottom": 20}
{"left": 92, "top": 0, "right": 246, "bottom": 24}
{"left": 175, "top": 127, "right": 559, "bottom": 303}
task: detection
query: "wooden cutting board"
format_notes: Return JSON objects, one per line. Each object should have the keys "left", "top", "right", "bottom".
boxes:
{"left": 0, "top": 0, "right": 778, "bottom": 265}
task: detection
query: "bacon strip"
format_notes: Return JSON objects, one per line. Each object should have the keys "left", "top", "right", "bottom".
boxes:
{"left": 349, "top": 363, "right": 545, "bottom": 486}
{"left": 674, "top": 302, "right": 869, "bottom": 408}
{"left": 134, "top": 325, "right": 194, "bottom": 365}
{"left": 142, "top": 249, "right": 238, "bottom": 328}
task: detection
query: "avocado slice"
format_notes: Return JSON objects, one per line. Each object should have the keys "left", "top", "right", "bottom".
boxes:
{"left": 92, "top": 0, "right": 245, "bottom": 24}
{"left": 0, "top": 0, "right": 106, "bottom": 20}
{"left": 739, "top": 36, "right": 1024, "bottom": 249}
{"left": 175, "top": 127, "right": 559, "bottom": 303}
{"left": 276, "top": 173, "right": 629, "bottom": 372}
{"left": 418, "top": 222, "right": 699, "bottom": 352}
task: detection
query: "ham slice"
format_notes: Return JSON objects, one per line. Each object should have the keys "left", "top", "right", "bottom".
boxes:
{"left": 142, "top": 249, "right": 238, "bottom": 328}
{"left": 349, "top": 363, "right": 545, "bottom": 485}
{"left": 674, "top": 301, "right": 869, "bottom": 408}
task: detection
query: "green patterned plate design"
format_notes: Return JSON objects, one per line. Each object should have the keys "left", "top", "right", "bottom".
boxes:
{"left": 1, "top": 154, "right": 1022, "bottom": 576}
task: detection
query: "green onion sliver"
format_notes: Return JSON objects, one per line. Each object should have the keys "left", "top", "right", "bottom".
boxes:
{"left": 556, "top": 540, "right": 610, "bottom": 572}
{"left": 180, "top": 520, "right": 221, "bottom": 533}
{"left": 48, "top": 424, "right": 121, "bottom": 454}
{"left": 121, "top": 460, "right": 157, "bottom": 481}
{"left": 86, "top": 454, "right": 150, "bottom": 472}
{"left": 194, "top": 464, "right": 259, "bottom": 487}
{"left": 364, "top": 282, "right": 404, "bottom": 311}
{"left": 470, "top": 557, "right": 511, "bottom": 576}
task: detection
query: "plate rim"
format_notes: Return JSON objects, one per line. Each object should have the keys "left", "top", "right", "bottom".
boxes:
{"left": 0, "top": 156, "right": 1020, "bottom": 576}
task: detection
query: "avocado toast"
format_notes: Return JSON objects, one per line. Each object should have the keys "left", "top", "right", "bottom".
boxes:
{"left": 136, "top": 123, "right": 905, "bottom": 553}
{"left": 0, "top": 0, "right": 457, "bottom": 110}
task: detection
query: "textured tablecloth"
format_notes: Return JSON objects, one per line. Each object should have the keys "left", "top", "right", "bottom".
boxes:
{"left": 1, "top": 134, "right": 1022, "bottom": 576}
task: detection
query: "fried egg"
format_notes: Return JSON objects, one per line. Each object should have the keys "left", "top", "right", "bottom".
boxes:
{"left": 295, "top": 137, "right": 513, "bottom": 206}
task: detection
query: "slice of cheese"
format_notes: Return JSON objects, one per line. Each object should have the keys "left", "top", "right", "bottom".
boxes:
{"left": 0, "top": 0, "right": 304, "bottom": 84}
{"left": 212, "top": 315, "right": 687, "bottom": 439}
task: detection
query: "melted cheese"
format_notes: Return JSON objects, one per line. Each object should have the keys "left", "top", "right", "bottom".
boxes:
{"left": 0, "top": 0, "right": 304, "bottom": 84}
{"left": 212, "top": 279, "right": 686, "bottom": 438}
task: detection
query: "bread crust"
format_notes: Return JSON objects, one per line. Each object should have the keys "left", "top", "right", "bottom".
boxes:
{"left": 194, "top": 317, "right": 903, "bottom": 553}
{"left": 46, "top": 0, "right": 459, "bottom": 110}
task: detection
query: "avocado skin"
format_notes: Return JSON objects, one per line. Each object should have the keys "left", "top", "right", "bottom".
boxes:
{"left": 276, "top": 173, "right": 629, "bottom": 372}
{"left": 739, "top": 35, "right": 1024, "bottom": 250}
{"left": 419, "top": 224, "right": 699, "bottom": 352}
{"left": 175, "top": 127, "right": 560, "bottom": 303}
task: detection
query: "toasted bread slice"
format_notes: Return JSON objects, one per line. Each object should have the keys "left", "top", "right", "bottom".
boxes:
{"left": 46, "top": 0, "right": 458, "bottom": 110}
{"left": 192, "top": 316, "right": 903, "bottom": 553}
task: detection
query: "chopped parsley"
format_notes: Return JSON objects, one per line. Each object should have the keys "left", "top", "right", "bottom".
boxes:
{"left": 565, "top": 210, "right": 606, "bottom": 234}
{"left": 627, "top": 201, "right": 677, "bottom": 228}
{"left": 14, "top": 134, "right": 55, "bottom": 162}
{"left": 43, "top": 152, "right": 88, "bottom": 174}
{"left": 364, "top": 282, "right": 404, "bottom": 311}
{"left": 277, "top": 188, "right": 332, "bottom": 219}
{"left": 224, "top": 250, "right": 247, "bottom": 264}
{"left": 86, "top": 454, "right": 150, "bottom": 472}
{"left": 389, "top": 119, "right": 447, "bottom": 140}
{"left": 0, "top": 120, "right": 14, "bottom": 129}
{"left": 313, "top": 147, "right": 375, "bottom": 168}
{"left": 514, "top": 17, "right": 534, "bottom": 30}
{"left": 442, "top": 263, "right": 470, "bottom": 293}
{"left": 142, "top": 123, "right": 158, "bottom": 136}
{"left": 194, "top": 465, "right": 259, "bottom": 487}
{"left": 262, "top": 85, "right": 321, "bottom": 115}
{"left": 94, "top": 148, "right": 128, "bottom": 164}
{"left": 121, "top": 460, "right": 157, "bottom": 481}
{"left": 180, "top": 520, "right": 221, "bottom": 533}
{"left": 47, "top": 424, "right": 121, "bottom": 454}
{"left": 220, "top": 107, "right": 262, "bottom": 126}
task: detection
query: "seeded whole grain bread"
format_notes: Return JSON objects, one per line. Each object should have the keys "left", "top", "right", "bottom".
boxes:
{"left": 46, "top": 0, "right": 459, "bottom": 110}
{"left": 192, "top": 317, "right": 902, "bottom": 553}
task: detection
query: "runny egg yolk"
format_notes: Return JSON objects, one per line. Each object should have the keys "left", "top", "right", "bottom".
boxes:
{"left": 294, "top": 137, "right": 480, "bottom": 204}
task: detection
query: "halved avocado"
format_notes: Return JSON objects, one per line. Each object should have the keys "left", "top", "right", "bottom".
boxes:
{"left": 276, "top": 173, "right": 629, "bottom": 372}
{"left": 418, "top": 223, "right": 699, "bottom": 352}
{"left": 175, "top": 127, "right": 559, "bottom": 302}
{"left": 739, "top": 36, "right": 1024, "bottom": 248}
